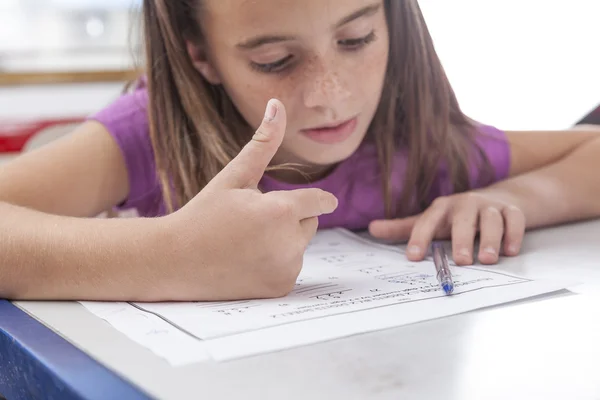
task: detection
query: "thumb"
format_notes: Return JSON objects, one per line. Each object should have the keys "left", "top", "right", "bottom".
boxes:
{"left": 368, "top": 216, "right": 419, "bottom": 242}
{"left": 215, "top": 99, "right": 286, "bottom": 189}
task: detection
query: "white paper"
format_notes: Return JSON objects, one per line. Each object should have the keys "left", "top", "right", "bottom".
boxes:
{"left": 80, "top": 301, "right": 211, "bottom": 366}
{"left": 80, "top": 229, "right": 568, "bottom": 364}
{"left": 203, "top": 279, "right": 566, "bottom": 361}
{"left": 124, "top": 229, "right": 568, "bottom": 361}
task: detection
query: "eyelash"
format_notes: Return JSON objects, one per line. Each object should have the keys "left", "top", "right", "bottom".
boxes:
{"left": 338, "top": 30, "right": 377, "bottom": 50}
{"left": 250, "top": 30, "right": 377, "bottom": 74}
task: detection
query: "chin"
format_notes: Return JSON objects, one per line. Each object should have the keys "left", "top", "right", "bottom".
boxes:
{"left": 297, "top": 140, "right": 364, "bottom": 166}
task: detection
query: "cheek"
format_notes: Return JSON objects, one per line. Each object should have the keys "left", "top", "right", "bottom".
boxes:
{"left": 221, "top": 70, "right": 299, "bottom": 130}
{"left": 356, "top": 45, "right": 389, "bottom": 99}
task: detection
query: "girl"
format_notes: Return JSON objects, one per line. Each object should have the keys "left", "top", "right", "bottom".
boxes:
{"left": 1, "top": 0, "right": 599, "bottom": 302}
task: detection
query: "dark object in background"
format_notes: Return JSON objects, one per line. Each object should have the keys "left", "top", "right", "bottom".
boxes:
{"left": 576, "top": 104, "right": 600, "bottom": 126}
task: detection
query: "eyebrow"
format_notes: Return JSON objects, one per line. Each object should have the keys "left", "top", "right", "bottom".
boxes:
{"left": 335, "top": 3, "right": 381, "bottom": 28}
{"left": 236, "top": 3, "right": 382, "bottom": 50}
{"left": 237, "top": 35, "right": 296, "bottom": 50}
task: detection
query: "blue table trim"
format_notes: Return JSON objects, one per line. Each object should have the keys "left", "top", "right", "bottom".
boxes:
{"left": 0, "top": 300, "right": 152, "bottom": 400}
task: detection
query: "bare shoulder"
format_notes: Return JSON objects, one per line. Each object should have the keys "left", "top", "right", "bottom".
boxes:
{"left": 0, "top": 120, "right": 129, "bottom": 217}
{"left": 505, "top": 126, "right": 600, "bottom": 177}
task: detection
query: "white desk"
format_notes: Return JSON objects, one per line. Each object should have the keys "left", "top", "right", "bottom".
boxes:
{"left": 12, "top": 219, "right": 600, "bottom": 399}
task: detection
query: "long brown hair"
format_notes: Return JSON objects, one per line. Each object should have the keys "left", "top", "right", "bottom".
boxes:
{"left": 142, "top": 0, "right": 493, "bottom": 216}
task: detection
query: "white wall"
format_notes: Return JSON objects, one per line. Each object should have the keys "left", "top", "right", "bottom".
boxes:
{"left": 1, "top": 1, "right": 600, "bottom": 130}
{"left": 0, "top": 83, "right": 124, "bottom": 120}
{"left": 420, "top": 0, "right": 600, "bottom": 130}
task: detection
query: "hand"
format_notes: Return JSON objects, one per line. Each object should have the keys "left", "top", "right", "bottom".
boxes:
{"left": 368, "top": 192, "right": 526, "bottom": 266}
{"left": 160, "top": 99, "right": 338, "bottom": 301}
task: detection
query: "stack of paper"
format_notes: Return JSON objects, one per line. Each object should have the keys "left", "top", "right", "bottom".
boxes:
{"left": 82, "top": 229, "right": 567, "bottom": 365}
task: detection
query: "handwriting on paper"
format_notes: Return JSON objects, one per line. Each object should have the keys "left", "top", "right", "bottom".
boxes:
{"left": 134, "top": 229, "right": 531, "bottom": 340}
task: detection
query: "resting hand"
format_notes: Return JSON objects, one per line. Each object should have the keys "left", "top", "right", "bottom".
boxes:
{"left": 368, "top": 192, "right": 526, "bottom": 265}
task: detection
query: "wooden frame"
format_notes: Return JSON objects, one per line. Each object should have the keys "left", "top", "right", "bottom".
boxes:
{"left": 0, "top": 69, "right": 142, "bottom": 86}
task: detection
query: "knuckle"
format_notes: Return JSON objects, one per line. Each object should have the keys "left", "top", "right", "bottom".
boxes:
{"left": 463, "top": 192, "right": 484, "bottom": 205}
{"left": 306, "top": 216, "right": 319, "bottom": 233}
{"left": 291, "top": 237, "right": 308, "bottom": 261}
{"left": 431, "top": 196, "right": 450, "bottom": 209}
{"left": 506, "top": 205, "right": 524, "bottom": 215}
{"left": 252, "top": 126, "right": 273, "bottom": 143}
{"left": 289, "top": 243, "right": 305, "bottom": 263}
{"left": 266, "top": 282, "right": 294, "bottom": 298}
{"left": 265, "top": 259, "right": 302, "bottom": 298}
{"left": 277, "top": 280, "right": 297, "bottom": 297}
{"left": 242, "top": 192, "right": 264, "bottom": 215}
{"left": 451, "top": 212, "right": 476, "bottom": 227}
{"left": 290, "top": 255, "right": 304, "bottom": 277}
{"left": 483, "top": 206, "right": 502, "bottom": 217}
{"left": 271, "top": 198, "right": 295, "bottom": 220}
{"left": 262, "top": 279, "right": 284, "bottom": 299}
{"left": 224, "top": 164, "right": 247, "bottom": 182}
{"left": 315, "top": 190, "right": 326, "bottom": 213}
{"left": 503, "top": 205, "right": 526, "bottom": 223}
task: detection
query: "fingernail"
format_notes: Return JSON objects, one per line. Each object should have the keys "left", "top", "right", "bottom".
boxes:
{"left": 483, "top": 247, "right": 496, "bottom": 256}
{"left": 508, "top": 244, "right": 519, "bottom": 255}
{"left": 459, "top": 248, "right": 470, "bottom": 258}
{"left": 407, "top": 246, "right": 421, "bottom": 257}
{"left": 264, "top": 99, "right": 278, "bottom": 121}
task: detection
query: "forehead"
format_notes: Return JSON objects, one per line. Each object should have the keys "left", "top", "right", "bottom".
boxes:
{"left": 202, "top": 0, "right": 383, "bottom": 44}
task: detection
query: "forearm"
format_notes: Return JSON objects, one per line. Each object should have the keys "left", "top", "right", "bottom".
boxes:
{"left": 0, "top": 201, "right": 165, "bottom": 301}
{"left": 482, "top": 137, "right": 600, "bottom": 229}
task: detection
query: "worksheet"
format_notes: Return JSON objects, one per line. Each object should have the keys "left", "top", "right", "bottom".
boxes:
{"left": 82, "top": 229, "right": 567, "bottom": 363}
{"left": 134, "top": 229, "right": 533, "bottom": 339}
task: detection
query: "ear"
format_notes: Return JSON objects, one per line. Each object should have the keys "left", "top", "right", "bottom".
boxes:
{"left": 186, "top": 41, "right": 221, "bottom": 85}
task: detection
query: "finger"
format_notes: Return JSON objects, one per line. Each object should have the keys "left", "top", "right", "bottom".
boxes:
{"left": 214, "top": 99, "right": 286, "bottom": 189}
{"left": 477, "top": 206, "right": 504, "bottom": 265}
{"left": 450, "top": 205, "right": 479, "bottom": 266}
{"left": 272, "top": 189, "right": 338, "bottom": 220}
{"left": 406, "top": 201, "right": 450, "bottom": 261}
{"left": 300, "top": 216, "right": 319, "bottom": 242}
{"left": 368, "top": 216, "right": 420, "bottom": 242}
{"left": 502, "top": 206, "right": 526, "bottom": 256}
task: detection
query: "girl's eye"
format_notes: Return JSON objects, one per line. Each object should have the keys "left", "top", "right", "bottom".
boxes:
{"left": 338, "top": 30, "right": 376, "bottom": 50}
{"left": 249, "top": 30, "right": 376, "bottom": 74}
{"left": 250, "top": 55, "right": 294, "bottom": 74}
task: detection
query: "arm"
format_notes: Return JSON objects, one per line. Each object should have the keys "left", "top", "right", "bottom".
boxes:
{"left": 368, "top": 125, "right": 600, "bottom": 266}
{"left": 0, "top": 99, "right": 337, "bottom": 301}
{"left": 0, "top": 202, "right": 166, "bottom": 300}
{"left": 0, "top": 122, "right": 161, "bottom": 300}
{"left": 481, "top": 126, "right": 600, "bottom": 229}
{"left": 0, "top": 121, "right": 128, "bottom": 217}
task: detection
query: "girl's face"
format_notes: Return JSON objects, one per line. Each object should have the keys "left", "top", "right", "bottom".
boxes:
{"left": 192, "top": 0, "right": 389, "bottom": 171}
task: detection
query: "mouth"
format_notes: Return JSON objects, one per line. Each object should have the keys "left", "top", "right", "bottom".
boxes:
{"left": 300, "top": 117, "right": 358, "bottom": 145}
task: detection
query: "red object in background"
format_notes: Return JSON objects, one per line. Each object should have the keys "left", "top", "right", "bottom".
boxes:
{"left": 0, "top": 117, "right": 84, "bottom": 153}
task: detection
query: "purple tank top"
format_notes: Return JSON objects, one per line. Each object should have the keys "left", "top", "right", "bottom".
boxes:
{"left": 88, "top": 87, "right": 510, "bottom": 230}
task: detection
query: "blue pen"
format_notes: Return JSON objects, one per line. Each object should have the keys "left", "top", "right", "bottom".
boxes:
{"left": 432, "top": 242, "right": 454, "bottom": 295}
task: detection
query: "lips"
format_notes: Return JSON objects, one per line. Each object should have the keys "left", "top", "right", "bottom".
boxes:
{"left": 300, "top": 117, "right": 358, "bottom": 145}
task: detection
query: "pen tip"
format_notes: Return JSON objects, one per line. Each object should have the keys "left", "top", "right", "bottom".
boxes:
{"left": 442, "top": 283, "right": 454, "bottom": 295}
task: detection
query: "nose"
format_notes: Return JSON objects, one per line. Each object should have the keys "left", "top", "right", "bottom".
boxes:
{"left": 302, "top": 55, "right": 351, "bottom": 113}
